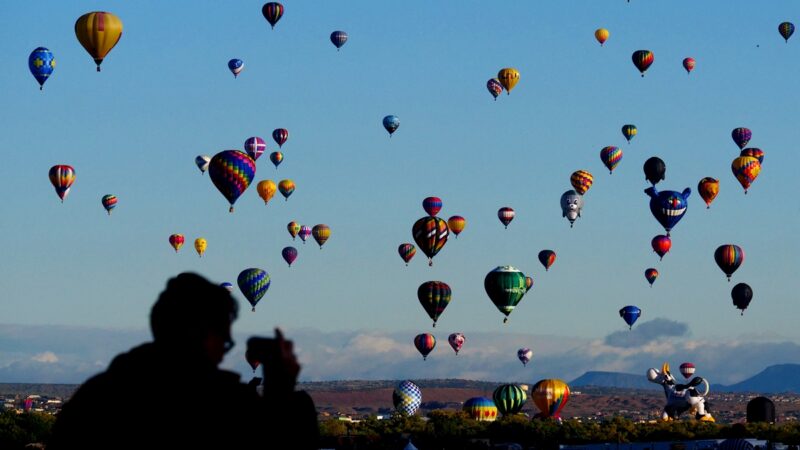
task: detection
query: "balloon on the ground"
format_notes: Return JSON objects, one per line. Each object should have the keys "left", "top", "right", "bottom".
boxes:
{"left": 651, "top": 235, "right": 671, "bottom": 260}
{"left": 448, "top": 333, "right": 465, "bottom": 354}
{"left": 298, "top": 225, "right": 312, "bottom": 244}
{"left": 487, "top": 78, "right": 503, "bottom": 100}
{"left": 257, "top": 180, "right": 277, "bottom": 205}
{"left": 715, "top": 244, "right": 744, "bottom": 281}
{"left": 493, "top": 384, "right": 527, "bottom": 416}
{"left": 75, "top": 11, "right": 123, "bottom": 71}
{"left": 683, "top": 57, "right": 695, "bottom": 74}
{"left": 498, "top": 207, "right": 515, "bottom": 228}
{"left": 272, "top": 128, "right": 289, "bottom": 148}
{"left": 518, "top": 348, "right": 532, "bottom": 366}
{"left": 262, "top": 2, "right": 284, "bottom": 29}
{"left": 398, "top": 243, "right": 416, "bottom": 266}
{"left": 412, "top": 216, "right": 449, "bottom": 266}
{"left": 645, "top": 187, "right": 691, "bottom": 235}
{"left": 29, "top": 47, "right": 55, "bottom": 90}
{"left": 447, "top": 216, "right": 465, "bottom": 238}
{"left": 237, "top": 268, "right": 270, "bottom": 312}
{"left": 278, "top": 179, "right": 295, "bottom": 200}
{"left": 779, "top": 22, "right": 795, "bottom": 43}
{"left": 732, "top": 283, "right": 753, "bottom": 315}
{"left": 312, "top": 224, "right": 331, "bottom": 248}
{"left": 195, "top": 155, "right": 210, "bottom": 175}
{"left": 644, "top": 157, "right": 666, "bottom": 186}
{"left": 101, "top": 194, "right": 117, "bottom": 215}
{"left": 287, "top": 221, "right": 301, "bottom": 240}
{"left": 740, "top": 148, "right": 764, "bottom": 165}
{"left": 463, "top": 397, "right": 498, "bottom": 422}
{"left": 531, "top": 379, "right": 570, "bottom": 419}
{"left": 393, "top": 380, "right": 422, "bottom": 416}
{"left": 560, "top": 190, "right": 584, "bottom": 227}
{"left": 595, "top": 28, "right": 609, "bottom": 46}
{"left": 244, "top": 137, "right": 266, "bottom": 161}
{"left": 269, "top": 151, "right": 283, "bottom": 169}
{"left": 697, "top": 178, "right": 720, "bottom": 209}
{"left": 228, "top": 59, "right": 244, "bottom": 78}
{"left": 645, "top": 268, "right": 658, "bottom": 287}
{"left": 619, "top": 305, "right": 641, "bottom": 329}
{"left": 194, "top": 238, "right": 206, "bottom": 257}
{"left": 209, "top": 150, "right": 256, "bottom": 212}
{"left": 414, "top": 333, "right": 436, "bottom": 360}
{"left": 49, "top": 165, "right": 76, "bottom": 203}
{"left": 417, "top": 281, "right": 451, "bottom": 327}
{"left": 570, "top": 170, "right": 594, "bottom": 195}
{"left": 484, "top": 266, "right": 527, "bottom": 323}
{"left": 497, "top": 68, "right": 520, "bottom": 94}
{"left": 731, "top": 156, "right": 761, "bottom": 194}
{"left": 330, "top": 31, "right": 348, "bottom": 50}
{"left": 600, "top": 146, "right": 622, "bottom": 174}
{"left": 383, "top": 115, "right": 400, "bottom": 136}
{"left": 731, "top": 127, "right": 752, "bottom": 150}
{"left": 632, "top": 50, "right": 654, "bottom": 76}
{"left": 679, "top": 362, "right": 696, "bottom": 379}
{"left": 169, "top": 234, "right": 184, "bottom": 253}
{"left": 538, "top": 250, "right": 556, "bottom": 271}
{"left": 622, "top": 124, "right": 637, "bottom": 143}
{"left": 282, "top": 246, "right": 298, "bottom": 267}
{"left": 422, "top": 197, "right": 442, "bottom": 217}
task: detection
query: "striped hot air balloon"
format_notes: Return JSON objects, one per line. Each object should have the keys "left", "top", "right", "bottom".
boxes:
{"left": 493, "top": 384, "right": 527, "bottom": 416}
{"left": 49, "top": 165, "right": 76, "bottom": 202}
{"left": 463, "top": 397, "right": 498, "bottom": 422}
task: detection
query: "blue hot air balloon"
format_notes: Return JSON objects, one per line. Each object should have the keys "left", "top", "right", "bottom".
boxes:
{"left": 228, "top": 59, "right": 244, "bottom": 78}
{"left": 29, "top": 47, "right": 55, "bottom": 90}
{"left": 619, "top": 306, "right": 641, "bottom": 329}
{"left": 237, "top": 268, "right": 270, "bottom": 312}
{"left": 383, "top": 115, "right": 400, "bottom": 137}
{"left": 645, "top": 187, "right": 690, "bottom": 236}
{"left": 330, "top": 30, "right": 348, "bottom": 50}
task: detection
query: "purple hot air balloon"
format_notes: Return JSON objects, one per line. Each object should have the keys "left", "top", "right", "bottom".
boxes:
{"left": 517, "top": 348, "right": 532, "bottom": 366}
{"left": 272, "top": 128, "right": 289, "bottom": 148}
{"left": 330, "top": 31, "right": 348, "bottom": 50}
{"left": 244, "top": 137, "right": 266, "bottom": 161}
{"left": 282, "top": 246, "right": 298, "bottom": 267}
{"left": 298, "top": 225, "right": 312, "bottom": 244}
{"left": 731, "top": 127, "right": 752, "bottom": 150}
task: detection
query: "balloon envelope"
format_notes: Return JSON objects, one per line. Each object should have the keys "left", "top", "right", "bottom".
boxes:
{"left": 493, "top": 385, "right": 527, "bottom": 416}
{"left": 417, "top": 281, "right": 452, "bottom": 327}
{"left": 244, "top": 137, "right": 265, "bottom": 160}
{"left": 209, "top": 150, "right": 256, "bottom": 212}
{"left": 619, "top": 305, "right": 641, "bottom": 329}
{"left": 412, "top": 216, "right": 449, "bottom": 265}
{"left": 447, "top": 216, "right": 466, "bottom": 237}
{"left": 29, "top": 47, "right": 55, "bottom": 90}
{"left": 715, "top": 244, "right": 744, "bottom": 281}
{"left": 422, "top": 197, "right": 442, "bottom": 217}
{"left": 683, "top": 57, "right": 696, "bottom": 74}
{"left": 594, "top": 28, "right": 609, "bottom": 45}
{"left": 413, "top": 333, "right": 436, "bottom": 360}
{"left": 498, "top": 207, "right": 515, "bottom": 228}
{"left": 195, "top": 155, "right": 210, "bottom": 174}
{"left": 679, "top": 362, "right": 695, "bottom": 379}
{"left": 398, "top": 243, "right": 416, "bottom": 265}
{"left": 101, "top": 194, "right": 117, "bottom": 215}
{"left": 287, "top": 222, "right": 301, "bottom": 239}
{"left": 643, "top": 157, "right": 666, "bottom": 186}
{"left": 463, "top": 397, "right": 498, "bottom": 422}
{"left": 486, "top": 78, "right": 503, "bottom": 100}
{"left": 269, "top": 152, "right": 283, "bottom": 168}
{"left": 645, "top": 187, "right": 691, "bottom": 235}
{"left": 262, "top": 2, "right": 284, "bottom": 29}
{"left": 237, "top": 268, "right": 270, "bottom": 312}
{"left": 531, "top": 379, "right": 570, "bottom": 419}
{"left": 732, "top": 128, "right": 752, "bottom": 150}
{"left": 228, "top": 59, "right": 244, "bottom": 77}
{"left": 538, "top": 250, "right": 556, "bottom": 271}
{"left": 497, "top": 68, "right": 520, "bottom": 93}
{"left": 168, "top": 234, "right": 184, "bottom": 253}
{"left": 49, "top": 165, "right": 76, "bottom": 202}
{"left": 330, "top": 30, "right": 348, "bottom": 49}
{"left": 282, "top": 246, "right": 298, "bottom": 266}
{"left": 393, "top": 381, "right": 422, "bottom": 415}
{"left": 560, "top": 190, "right": 584, "bottom": 227}
{"left": 278, "top": 179, "right": 295, "bottom": 200}
{"left": 600, "top": 146, "right": 622, "bottom": 174}
{"left": 484, "top": 266, "right": 526, "bottom": 322}
{"left": 731, "top": 156, "right": 761, "bottom": 193}
{"left": 732, "top": 283, "right": 753, "bottom": 315}
{"left": 383, "top": 115, "right": 400, "bottom": 135}
{"left": 645, "top": 268, "right": 659, "bottom": 286}
{"left": 698, "top": 178, "right": 720, "bottom": 208}
{"left": 779, "top": 22, "right": 795, "bottom": 42}
{"left": 194, "top": 238, "right": 206, "bottom": 257}
{"left": 74, "top": 11, "right": 123, "bottom": 71}
{"left": 651, "top": 235, "right": 671, "bottom": 259}
{"left": 257, "top": 180, "right": 277, "bottom": 205}
{"left": 622, "top": 124, "right": 637, "bottom": 143}
{"left": 312, "top": 224, "right": 331, "bottom": 248}
{"left": 448, "top": 333, "right": 465, "bottom": 354}
{"left": 740, "top": 148, "right": 764, "bottom": 165}
{"left": 272, "top": 128, "right": 289, "bottom": 148}
{"left": 631, "top": 50, "right": 654, "bottom": 76}
{"left": 570, "top": 170, "right": 594, "bottom": 195}
{"left": 518, "top": 348, "right": 532, "bottom": 366}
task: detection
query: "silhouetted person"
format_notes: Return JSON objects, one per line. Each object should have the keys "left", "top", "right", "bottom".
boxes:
{"left": 49, "top": 273, "right": 319, "bottom": 450}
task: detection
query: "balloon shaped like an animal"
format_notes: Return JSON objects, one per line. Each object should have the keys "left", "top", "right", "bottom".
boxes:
{"left": 393, "top": 380, "right": 422, "bottom": 416}
{"left": 645, "top": 187, "right": 690, "bottom": 235}
{"left": 643, "top": 157, "right": 666, "bottom": 186}
{"left": 560, "top": 190, "right": 584, "bottom": 228}
{"left": 647, "top": 362, "right": 713, "bottom": 422}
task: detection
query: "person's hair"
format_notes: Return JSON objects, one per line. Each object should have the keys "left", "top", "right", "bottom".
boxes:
{"left": 150, "top": 273, "right": 238, "bottom": 344}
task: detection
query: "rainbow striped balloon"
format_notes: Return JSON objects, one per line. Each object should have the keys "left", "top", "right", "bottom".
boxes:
{"left": 714, "top": 244, "right": 744, "bottom": 281}
{"left": 209, "top": 150, "right": 255, "bottom": 212}
{"left": 101, "top": 194, "right": 117, "bottom": 215}
{"left": 600, "top": 146, "right": 623, "bottom": 174}
{"left": 49, "top": 165, "right": 76, "bottom": 202}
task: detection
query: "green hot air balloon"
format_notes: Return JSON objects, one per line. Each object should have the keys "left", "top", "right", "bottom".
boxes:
{"left": 237, "top": 268, "right": 270, "bottom": 312}
{"left": 484, "top": 266, "right": 527, "bottom": 323}
{"left": 493, "top": 384, "right": 528, "bottom": 416}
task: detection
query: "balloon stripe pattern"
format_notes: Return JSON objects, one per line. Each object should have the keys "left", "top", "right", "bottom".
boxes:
{"left": 393, "top": 381, "right": 422, "bottom": 416}
{"left": 531, "top": 379, "right": 570, "bottom": 419}
{"left": 417, "top": 281, "right": 452, "bottom": 327}
{"left": 715, "top": 244, "right": 744, "bottom": 281}
{"left": 414, "top": 333, "right": 436, "bottom": 360}
{"left": 779, "top": 22, "right": 795, "bottom": 42}
{"left": 101, "top": 194, "right": 117, "bottom": 214}
{"left": 493, "top": 384, "right": 527, "bottom": 416}
{"left": 463, "top": 397, "right": 498, "bottom": 422}
{"left": 272, "top": 128, "right": 289, "bottom": 148}
{"left": 74, "top": 11, "right": 123, "bottom": 71}
{"left": 312, "top": 224, "right": 331, "bottom": 248}
{"left": 600, "top": 146, "right": 622, "bottom": 174}
{"left": 262, "top": 2, "right": 284, "bottom": 29}
{"left": 631, "top": 50, "right": 654, "bottom": 76}
{"left": 412, "top": 217, "right": 448, "bottom": 265}
{"left": 622, "top": 124, "right": 637, "bottom": 143}
{"left": 49, "top": 165, "right": 76, "bottom": 202}
{"left": 237, "top": 268, "right": 270, "bottom": 312}
{"left": 422, "top": 197, "right": 442, "bottom": 217}
{"left": 398, "top": 243, "right": 416, "bottom": 265}
{"left": 209, "top": 150, "right": 256, "bottom": 212}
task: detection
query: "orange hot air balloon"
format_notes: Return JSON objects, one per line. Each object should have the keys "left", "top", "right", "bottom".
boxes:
{"left": 75, "top": 12, "right": 123, "bottom": 71}
{"left": 447, "top": 216, "right": 466, "bottom": 238}
{"left": 287, "top": 221, "right": 301, "bottom": 240}
{"left": 531, "top": 379, "right": 570, "bottom": 420}
{"left": 570, "top": 170, "right": 594, "bottom": 195}
{"left": 595, "top": 28, "right": 609, "bottom": 46}
{"left": 169, "top": 234, "right": 185, "bottom": 253}
{"left": 697, "top": 177, "right": 720, "bottom": 208}
{"left": 731, "top": 156, "right": 761, "bottom": 194}
{"left": 256, "top": 180, "right": 277, "bottom": 205}
{"left": 497, "top": 68, "right": 520, "bottom": 94}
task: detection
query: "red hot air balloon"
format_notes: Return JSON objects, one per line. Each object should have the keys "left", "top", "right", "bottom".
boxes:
{"left": 447, "top": 216, "right": 466, "bottom": 238}
{"left": 272, "top": 128, "right": 289, "bottom": 148}
{"left": 679, "top": 362, "right": 696, "bottom": 379}
{"left": 412, "top": 217, "right": 448, "bottom": 266}
{"left": 651, "top": 235, "right": 671, "bottom": 260}
{"left": 498, "top": 207, "right": 515, "bottom": 229}
{"left": 281, "top": 246, "right": 298, "bottom": 267}
{"left": 398, "top": 243, "right": 416, "bottom": 266}
{"left": 422, "top": 197, "right": 442, "bottom": 217}
{"left": 538, "top": 250, "right": 556, "bottom": 271}
{"left": 682, "top": 57, "right": 695, "bottom": 74}
{"left": 448, "top": 333, "right": 465, "bottom": 354}
{"left": 414, "top": 333, "right": 436, "bottom": 360}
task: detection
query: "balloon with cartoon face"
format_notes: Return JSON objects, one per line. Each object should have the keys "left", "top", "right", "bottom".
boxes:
{"left": 560, "top": 190, "right": 584, "bottom": 228}
{"left": 645, "top": 187, "right": 690, "bottom": 235}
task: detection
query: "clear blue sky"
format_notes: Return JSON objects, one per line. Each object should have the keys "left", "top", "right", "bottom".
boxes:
{"left": 1, "top": 0, "right": 798, "bottom": 347}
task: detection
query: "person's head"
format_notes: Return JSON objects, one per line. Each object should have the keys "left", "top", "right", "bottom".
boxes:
{"left": 150, "top": 273, "right": 238, "bottom": 364}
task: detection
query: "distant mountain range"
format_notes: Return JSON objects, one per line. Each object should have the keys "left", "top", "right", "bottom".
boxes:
{"left": 570, "top": 371, "right": 659, "bottom": 390}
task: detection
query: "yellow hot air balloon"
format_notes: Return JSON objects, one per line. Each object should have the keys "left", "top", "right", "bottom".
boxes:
{"left": 731, "top": 156, "right": 761, "bottom": 194}
{"left": 531, "top": 379, "right": 570, "bottom": 420}
{"left": 75, "top": 12, "right": 123, "bottom": 71}
{"left": 497, "top": 68, "right": 520, "bottom": 94}
{"left": 595, "top": 28, "right": 609, "bottom": 46}
{"left": 194, "top": 238, "right": 207, "bottom": 257}
{"left": 257, "top": 180, "right": 277, "bottom": 205}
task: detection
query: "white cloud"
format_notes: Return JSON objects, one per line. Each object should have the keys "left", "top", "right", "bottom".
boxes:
{"left": 31, "top": 351, "right": 58, "bottom": 363}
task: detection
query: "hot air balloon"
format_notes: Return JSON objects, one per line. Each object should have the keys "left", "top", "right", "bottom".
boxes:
{"left": 632, "top": 50, "right": 654, "bottom": 77}
{"left": 679, "top": 362, "right": 696, "bottom": 379}
{"left": 238, "top": 268, "right": 270, "bottom": 312}
{"left": 101, "top": 194, "right": 117, "bottom": 215}
{"left": 209, "top": 150, "right": 256, "bottom": 212}
{"left": 622, "top": 124, "right": 638, "bottom": 143}
{"left": 531, "top": 379, "right": 570, "bottom": 420}
{"left": 683, "top": 57, "right": 696, "bottom": 74}
{"left": 298, "top": 225, "right": 312, "bottom": 244}
{"left": 570, "top": 170, "right": 594, "bottom": 195}
{"left": 732, "top": 128, "right": 752, "bottom": 150}
{"left": 383, "top": 115, "right": 400, "bottom": 136}
{"left": 779, "top": 22, "right": 795, "bottom": 43}
{"left": 448, "top": 333, "right": 465, "bottom": 354}
{"left": 393, "top": 380, "right": 422, "bottom": 416}
{"left": 287, "top": 221, "right": 301, "bottom": 240}
{"left": 398, "top": 243, "right": 416, "bottom": 266}
{"left": 412, "top": 216, "right": 449, "bottom": 266}
{"left": 484, "top": 266, "right": 527, "bottom": 323}
{"left": 493, "top": 385, "right": 527, "bottom": 416}
{"left": 497, "top": 68, "right": 520, "bottom": 94}
{"left": 619, "top": 305, "right": 641, "bottom": 329}
{"left": 651, "top": 235, "right": 672, "bottom": 260}
{"left": 697, "top": 178, "right": 720, "bottom": 209}
{"left": 731, "top": 156, "right": 761, "bottom": 194}
{"left": 194, "top": 238, "right": 207, "bottom": 257}
{"left": 414, "top": 333, "right": 436, "bottom": 360}
{"left": 330, "top": 31, "right": 348, "bottom": 50}
{"left": 195, "top": 155, "right": 210, "bottom": 175}
{"left": 498, "top": 207, "right": 515, "bottom": 229}
{"left": 220, "top": 282, "right": 234, "bottom": 292}
{"left": 538, "top": 250, "right": 556, "bottom": 271}
{"left": 600, "top": 146, "right": 623, "bottom": 174}
{"left": 49, "top": 165, "right": 76, "bottom": 202}
{"left": 29, "top": 47, "right": 55, "bottom": 90}
{"left": 282, "top": 246, "right": 298, "bottom": 267}
{"left": 595, "top": 28, "right": 609, "bottom": 46}
{"left": 269, "top": 152, "right": 283, "bottom": 169}
{"left": 645, "top": 268, "right": 659, "bottom": 287}
{"left": 487, "top": 78, "right": 503, "bottom": 100}
{"left": 245, "top": 348, "right": 260, "bottom": 372}
{"left": 560, "top": 190, "right": 584, "bottom": 227}
{"left": 732, "top": 283, "right": 753, "bottom": 315}
{"left": 278, "top": 179, "right": 295, "bottom": 200}
{"left": 272, "top": 128, "right": 289, "bottom": 148}
{"left": 447, "top": 216, "right": 466, "bottom": 238}
{"left": 169, "top": 234, "right": 184, "bottom": 253}
{"left": 312, "top": 224, "right": 330, "bottom": 249}
{"left": 715, "top": 244, "right": 744, "bottom": 281}
{"left": 417, "top": 281, "right": 452, "bottom": 327}
{"left": 525, "top": 276, "right": 534, "bottom": 292}
{"left": 645, "top": 187, "right": 691, "bottom": 235}
{"left": 422, "top": 197, "right": 442, "bottom": 217}
{"left": 740, "top": 148, "right": 764, "bottom": 165}
{"left": 75, "top": 11, "right": 123, "bottom": 71}
{"left": 244, "top": 137, "right": 266, "bottom": 161}
{"left": 517, "top": 348, "right": 533, "bottom": 366}
{"left": 463, "top": 397, "right": 497, "bottom": 422}
{"left": 644, "top": 157, "right": 666, "bottom": 186}
{"left": 262, "top": 2, "right": 284, "bottom": 29}
{"left": 228, "top": 59, "right": 244, "bottom": 78}
{"left": 256, "top": 180, "right": 277, "bottom": 205}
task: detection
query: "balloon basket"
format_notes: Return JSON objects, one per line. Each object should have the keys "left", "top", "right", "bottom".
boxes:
{"left": 251, "top": 307, "right": 256, "bottom": 312}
